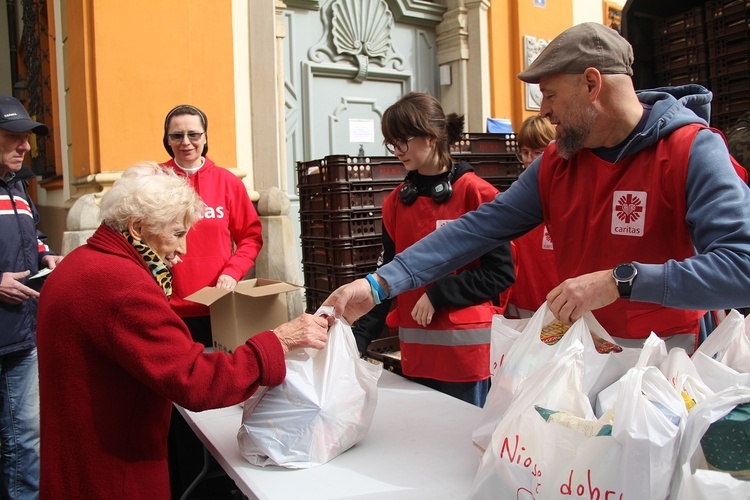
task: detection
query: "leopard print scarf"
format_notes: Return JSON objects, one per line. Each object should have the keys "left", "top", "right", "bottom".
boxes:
{"left": 121, "top": 229, "right": 173, "bottom": 299}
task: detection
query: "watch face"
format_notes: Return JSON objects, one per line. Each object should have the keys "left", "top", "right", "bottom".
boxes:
{"left": 614, "top": 264, "right": 636, "bottom": 281}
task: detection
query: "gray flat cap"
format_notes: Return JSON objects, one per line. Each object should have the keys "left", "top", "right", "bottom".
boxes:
{"left": 518, "top": 22, "right": 634, "bottom": 84}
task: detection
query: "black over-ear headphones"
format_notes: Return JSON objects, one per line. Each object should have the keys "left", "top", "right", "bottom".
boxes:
{"left": 398, "top": 162, "right": 456, "bottom": 206}
{"left": 163, "top": 104, "right": 209, "bottom": 158}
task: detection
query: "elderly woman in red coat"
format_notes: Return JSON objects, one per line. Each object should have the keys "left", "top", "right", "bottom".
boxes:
{"left": 36, "top": 162, "right": 329, "bottom": 499}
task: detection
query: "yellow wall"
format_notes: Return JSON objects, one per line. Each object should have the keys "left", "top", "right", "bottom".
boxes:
{"left": 67, "top": 0, "right": 237, "bottom": 176}
{"left": 489, "top": 0, "right": 573, "bottom": 132}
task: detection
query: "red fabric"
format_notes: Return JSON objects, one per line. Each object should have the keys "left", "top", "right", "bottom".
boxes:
{"left": 538, "top": 125, "right": 707, "bottom": 340}
{"left": 37, "top": 225, "right": 285, "bottom": 500}
{"left": 383, "top": 172, "right": 500, "bottom": 382}
{"left": 162, "top": 157, "right": 263, "bottom": 317}
{"left": 507, "top": 224, "right": 558, "bottom": 312}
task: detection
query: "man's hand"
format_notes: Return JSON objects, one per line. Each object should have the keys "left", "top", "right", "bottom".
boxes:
{"left": 322, "top": 278, "right": 378, "bottom": 324}
{"left": 546, "top": 269, "right": 619, "bottom": 324}
{"left": 41, "top": 254, "right": 64, "bottom": 269}
{"left": 0, "top": 271, "right": 39, "bottom": 304}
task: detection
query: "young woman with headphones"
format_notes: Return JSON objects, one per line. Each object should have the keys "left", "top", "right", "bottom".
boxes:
{"left": 352, "top": 92, "right": 515, "bottom": 407}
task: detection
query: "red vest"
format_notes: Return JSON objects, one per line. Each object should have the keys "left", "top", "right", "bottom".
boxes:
{"left": 538, "top": 124, "right": 710, "bottom": 341}
{"left": 383, "top": 171, "right": 501, "bottom": 382}
{"left": 508, "top": 224, "right": 558, "bottom": 313}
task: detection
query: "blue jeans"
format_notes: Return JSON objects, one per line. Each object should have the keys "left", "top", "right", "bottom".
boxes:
{"left": 410, "top": 376, "right": 490, "bottom": 407}
{"left": 0, "top": 348, "right": 39, "bottom": 500}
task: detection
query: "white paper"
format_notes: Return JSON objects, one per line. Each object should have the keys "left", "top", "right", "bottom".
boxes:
{"left": 29, "top": 268, "right": 52, "bottom": 280}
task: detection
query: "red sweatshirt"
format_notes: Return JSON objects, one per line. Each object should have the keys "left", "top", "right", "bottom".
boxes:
{"left": 37, "top": 225, "right": 284, "bottom": 499}
{"left": 162, "top": 157, "right": 263, "bottom": 317}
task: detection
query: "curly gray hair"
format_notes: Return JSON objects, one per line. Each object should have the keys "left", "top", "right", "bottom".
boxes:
{"left": 99, "top": 161, "right": 205, "bottom": 234}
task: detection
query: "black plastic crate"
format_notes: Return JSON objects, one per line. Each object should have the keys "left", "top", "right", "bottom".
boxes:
{"left": 710, "top": 71, "right": 750, "bottom": 95}
{"left": 304, "top": 287, "right": 332, "bottom": 314}
{"left": 706, "top": 10, "right": 750, "bottom": 40}
{"left": 462, "top": 154, "right": 525, "bottom": 180}
{"left": 712, "top": 88, "right": 750, "bottom": 115}
{"left": 708, "top": 30, "right": 750, "bottom": 59}
{"left": 297, "top": 155, "right": 405, "bottom": 186}
{"left": 712, "top": 109, "right": 750, "bottom": 132}
{"left": 302, "top": 262, "right": 376, "bottom": 294}
{"left": 299, "top": 209, "right": 382, "bottom": 239}
{"left": 655, "top": 64, "right": 710, "bottom": 86}
{"left": 710, "top": 52, "right": 750, "bottom": 77}
{"left": 654, "top": 6, "right": 705, "bottom": 36}
{"left": 298, "top": 181, "right": 398, "bottom": 212}
{"left": 451, "top": 133, "right": 519, "bottom": 155}
{"left": 301, "top": 236, "right": 382, "bottom": 267}
{"left": 705, "top": 0, "right": 750, "bottom": 22}
{"left": 655, "top": 45, "right": 708, "bottom": 72}
{"left": 653, "top": 27, "right": 707, "bottom": 55}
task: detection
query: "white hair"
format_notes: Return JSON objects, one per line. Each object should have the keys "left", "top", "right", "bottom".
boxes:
{"left": 99, "top": 161, "right": 204, "bottom": 233}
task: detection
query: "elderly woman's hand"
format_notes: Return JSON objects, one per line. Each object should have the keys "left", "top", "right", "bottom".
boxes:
{"left": 273, "top": 313, "right": 331, "bottom": 354}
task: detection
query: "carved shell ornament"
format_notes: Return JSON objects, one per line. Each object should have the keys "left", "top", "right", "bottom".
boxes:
{"left": 331, "top": 0, "right": 393, "bottom": 83}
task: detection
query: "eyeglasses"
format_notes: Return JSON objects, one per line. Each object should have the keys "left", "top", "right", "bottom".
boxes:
{"left": 516, "top": 148, "right": 544, "bottom": 163}
{"left": 385, "top": 137, "right": 415, "bottom": 155}
{"left": 167, "top": 132, "right": 204, "bottom": 143}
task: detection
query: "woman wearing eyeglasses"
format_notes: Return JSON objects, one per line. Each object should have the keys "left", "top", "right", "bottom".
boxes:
{"left": 161, "top": 104, "right": 263, "bottom": 346}
{"left": 352, "top": 92, "right": 515, "bottom": 407}
{"left": 504, "top": 115, "right": 558, "bottom": 318}
{"left": 161, "top": 104, "right": 263, "bottom": 497}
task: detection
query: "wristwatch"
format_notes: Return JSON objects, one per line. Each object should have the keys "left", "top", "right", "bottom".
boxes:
{"left": 612, "top": 263, "right": 637, "bottom": 298}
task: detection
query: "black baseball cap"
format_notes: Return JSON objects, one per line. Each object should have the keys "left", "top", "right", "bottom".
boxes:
{"left": 0, "top": 95, "right": 49, "bottom": 135}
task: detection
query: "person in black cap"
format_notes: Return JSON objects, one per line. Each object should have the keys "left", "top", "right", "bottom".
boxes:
{"left": 323, "top": 22, "right": 750, "bottom": 354}
{"left": 0, "top": 94, "right": 62, "bottom": 498}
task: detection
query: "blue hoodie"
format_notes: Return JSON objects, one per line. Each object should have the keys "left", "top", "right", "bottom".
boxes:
{"left": 377, "top": 85, "right": 750, "bottom": 318}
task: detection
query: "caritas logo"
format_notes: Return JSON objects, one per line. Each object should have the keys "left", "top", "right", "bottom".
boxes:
{"left": 611, "top": 191, "right": 646, "bottom": 237}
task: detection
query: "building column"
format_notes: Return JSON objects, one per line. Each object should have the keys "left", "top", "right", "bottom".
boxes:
{"left": 436, "top": 0, "right": 491, "bottom": 132}
{"left": 256, "top": 187, "right": 304, "bottom": 319}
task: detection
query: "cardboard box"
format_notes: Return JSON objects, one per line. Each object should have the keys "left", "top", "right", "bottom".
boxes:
{"left": 185, "top": 278, "right": 300, "bottom": 354}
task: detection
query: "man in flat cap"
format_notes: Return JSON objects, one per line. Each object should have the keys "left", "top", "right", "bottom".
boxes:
{"left": 324, "top": 22, "right": 750, "bottom": 353}
{"left": 0, "top": 94, "right": 62, "bottom": 498}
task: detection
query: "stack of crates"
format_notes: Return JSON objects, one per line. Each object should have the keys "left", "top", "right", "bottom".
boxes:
{"left": 297, "top": 155, "right": 403, "bottom": 312}
{"left": 298, "top": 134, "right": 523, "bottom": 313}
{"left": 705, "top": 0, "right": 750, "bottom": 132}
{"left": 450, "top": 132, "right": 523, "bottom": 192}
{"left": 652, "top": 0, "right": 750, "bottom": 133}
{"left": 652, "top": 6, "right": 709, "bottom": 88}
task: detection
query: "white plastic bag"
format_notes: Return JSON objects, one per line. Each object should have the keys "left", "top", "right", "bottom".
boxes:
{"left": 596, "top": 332, "right": 668, "bottom": 416}
{"left": 691, "top": 310, "right": 750, "bottom": 392}
{"left": 470, "top": 345, "right": 685, "bottom": 500}
{"left": 237, "top": 307, "right": 382, "bottom": 468}
{"left": 489, "top": 314, "right": 527, "bottom": 377}
{"left": 473, "top": 303, "right": 640, "bottom": 450}
{"left": 695, "top": 309, "right": 750, "bottom": 373}
{"left": 669, "top": 387, "right": 750, "bottom": 500}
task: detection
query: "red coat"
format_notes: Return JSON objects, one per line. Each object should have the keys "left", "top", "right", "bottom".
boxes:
{"left": 384, "top": 171, "right": 501, "bottom": 382}
{"left": 538, "top": 125, "right": 706, "bottom": 341}
{"left": 37, "top": 225, "right": 285, "bottom": 499}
